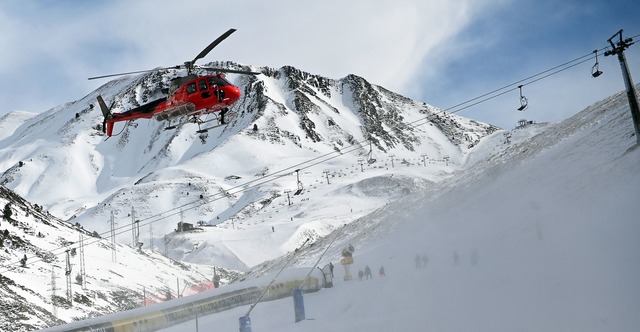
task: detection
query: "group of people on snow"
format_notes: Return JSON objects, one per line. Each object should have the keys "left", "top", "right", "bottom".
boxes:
{"left": 357, "top": 265, "right": 385, "bottom": 281}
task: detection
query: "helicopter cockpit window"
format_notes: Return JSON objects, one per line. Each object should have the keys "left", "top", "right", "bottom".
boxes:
{"left": 198, "top": 79, "right": 208, "bottom": 91}
{"left": 186, "top": 83, "right": 197, "bottom": 94}
{"left": 208, "top": 76, "right": 229, "bottom": 87}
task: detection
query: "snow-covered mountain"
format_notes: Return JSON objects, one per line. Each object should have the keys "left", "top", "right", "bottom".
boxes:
{"left": 0, "top": 185, "right": 240, "bottom": 331}
{"left": 0, "top": 62, "right": 496, "bottom": 273}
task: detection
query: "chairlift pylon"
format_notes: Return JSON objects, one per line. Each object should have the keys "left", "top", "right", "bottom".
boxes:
{"left": 517, "top": 85, "right": 528, "bottom": 111}
{"left": 591, "top": 49, "right": 603, "bottom": 78}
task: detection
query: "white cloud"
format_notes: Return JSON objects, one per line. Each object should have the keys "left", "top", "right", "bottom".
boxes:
{"left": 1, "top": 0, "right": 639, "bottom": 131}
{"left": 0, "top": 0, "right": 500, "bottom": 114}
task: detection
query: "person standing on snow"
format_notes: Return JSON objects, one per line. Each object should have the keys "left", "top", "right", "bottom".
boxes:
{"left": 364, "top": 265, "right": 372, "bottom": 280}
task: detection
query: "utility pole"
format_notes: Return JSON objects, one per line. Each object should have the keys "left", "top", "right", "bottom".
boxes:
{"left": 131, "top": 207, "right": 136, "bottom": 248}
{"left": 357, "top": 159, "right": 364, "bottom": 172}
{"left": 421, "top": 154, "right": 428, "bottom": 166}
{"left": 50, "top": 266, "right": 57, "bottom": 318}
{"left": 604, "top": 29, "right": 640, "bottom": 145}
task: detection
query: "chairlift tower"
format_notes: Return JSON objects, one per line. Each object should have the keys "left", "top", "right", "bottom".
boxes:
{"left": 604, "top": 29, "right": 640, "bottom": 145}
{"left": 284, "top": 189, "right": 292, "bottom": 206}
{"left": 504, "top": 132, "right": 512, "bottom": 145}
{"left": 65, "top": 249, "right": 72, "bottom": 304}
{"left": 135, "top": 219, "right": 141, "bottom": 250}
{"left": 78, "top": 232, "right": 86, "bottom": 290}
{"left": 322, "top": 169, "right": 330, "bottom": 184}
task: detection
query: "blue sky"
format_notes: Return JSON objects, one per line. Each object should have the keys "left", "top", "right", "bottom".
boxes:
{"left": 1, "top": 0, "right": 639, "bottom": 129}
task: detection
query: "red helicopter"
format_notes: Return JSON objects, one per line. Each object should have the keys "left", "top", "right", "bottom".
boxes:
{"left": 90, "top": 28, "right": 259, "bottom": 137}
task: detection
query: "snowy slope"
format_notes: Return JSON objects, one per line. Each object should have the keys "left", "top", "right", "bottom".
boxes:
{"left": 0, "top": 111, "right": 37, "bottom": 141}
{"left": 159, "top": 83, "right": 640, "bottom": 331}
{"left": 0, "top": 185, "right": 242, "bottom": 331}
{"left": 0, "top": 63, "right": 497, "bottom": 272}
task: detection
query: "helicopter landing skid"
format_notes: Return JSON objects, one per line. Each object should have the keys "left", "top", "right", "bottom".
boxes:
{"left": 195, "top": 122, "right": 225, "bottom": 134}
{"left": 162, "top": 111, "right": 235, "bottom": 133}
{"left": 195, "top": 110, "right": 236, "bottom": 133}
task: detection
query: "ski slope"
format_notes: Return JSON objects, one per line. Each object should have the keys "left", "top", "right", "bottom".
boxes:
{"left": 158, "top": 88, "right": 640, "bottom": 331}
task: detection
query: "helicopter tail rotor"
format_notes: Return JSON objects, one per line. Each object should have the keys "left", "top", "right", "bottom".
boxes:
{"left": 96, "top": 95, "right": 115, "bottom": 135}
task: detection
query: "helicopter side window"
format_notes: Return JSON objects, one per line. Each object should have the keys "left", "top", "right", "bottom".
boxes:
{"left": 198, "top": 79, "right": 208, "bottom": 91}
{"left": 207, "top": 78, "right": 218, "bottom": 89}
{"left": 186, "top": 83, "right": 197, "bottom": 94}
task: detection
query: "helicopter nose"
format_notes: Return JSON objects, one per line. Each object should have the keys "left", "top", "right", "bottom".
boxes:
{"left": 225, "top": 86, "right": 241, "bottom": 105}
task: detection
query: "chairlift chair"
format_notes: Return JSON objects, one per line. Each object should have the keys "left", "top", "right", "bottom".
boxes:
{"left": 591, "top": 49, "right": 603, "bottom": 78}
{"left": 517, "top": 85, "right": 528, "bottom": 111}
{"left": 366, "top": 140, "right": 376, "bottom": 164}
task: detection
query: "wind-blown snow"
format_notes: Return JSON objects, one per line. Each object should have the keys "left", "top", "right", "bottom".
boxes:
{"left": 161, "top": 87, "right": 640, "bottom": 331}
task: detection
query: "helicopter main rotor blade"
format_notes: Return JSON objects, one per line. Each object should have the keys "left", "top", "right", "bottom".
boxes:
{"left": 88, "top": 69, "right": 157, "bottom": 80}
{"left": 88, "top": 66, "right": 181, "bottom": 80}
{"left": 199, "top": 66, "right": 261, "bottom": 75}
{"left": 191, "top": 28, "right": 237, "bottom": 65}
{"left": 89, "top": 28, "right": 240, "bottom": 80}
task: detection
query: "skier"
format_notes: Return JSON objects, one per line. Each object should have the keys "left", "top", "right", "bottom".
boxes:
{"left": 358, "top": 270, "right": 364, "bottom": 281}
{"left": 379, "top": 266, "right": 385, "bottom": 277}
{"left": 329, "top": 262, "right": 334, "bottom": 278}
